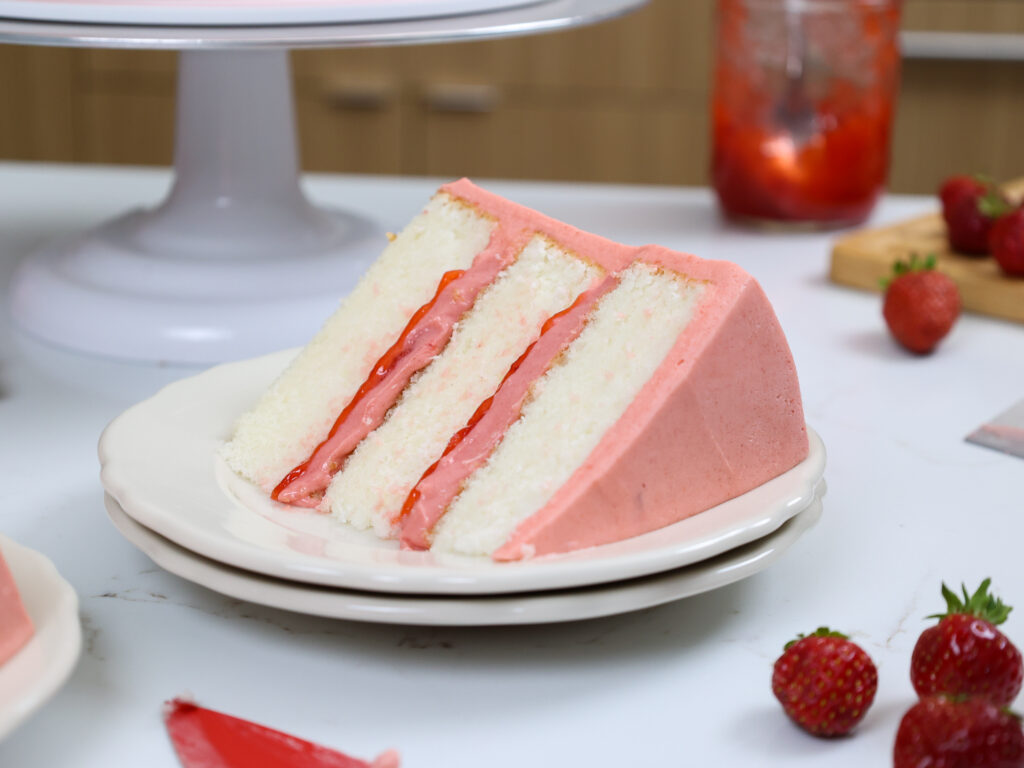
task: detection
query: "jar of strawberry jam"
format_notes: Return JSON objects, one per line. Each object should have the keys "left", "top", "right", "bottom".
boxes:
{"left": 711, "top": 0, "right": 902, "bottom": 228}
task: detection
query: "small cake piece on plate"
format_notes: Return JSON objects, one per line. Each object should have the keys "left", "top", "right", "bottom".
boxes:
{"left": 222, "top": 179, "right": 808, "bottom": 561}
{"left": 0, "top": 545, "right": 34, "bottom": 665}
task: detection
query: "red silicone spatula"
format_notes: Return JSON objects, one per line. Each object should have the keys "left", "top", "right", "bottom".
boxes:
{"left": 164, "top": 698, "right": 400, "bottom": 768}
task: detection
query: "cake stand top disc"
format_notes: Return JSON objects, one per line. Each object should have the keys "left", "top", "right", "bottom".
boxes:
{"left": 0, "top": 0, "right": 545, "bottom": 27}
{"left": 0, "top": 0, "right": 648, "bottom": 49}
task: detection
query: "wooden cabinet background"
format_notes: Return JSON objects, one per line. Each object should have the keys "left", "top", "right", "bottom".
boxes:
{"left": 1, "top": 0, "right": 1023, "bottom": 193}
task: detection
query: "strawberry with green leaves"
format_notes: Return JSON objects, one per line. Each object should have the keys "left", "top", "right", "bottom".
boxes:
{"left": 771, "top": 627, "right": 877, "bottom": 737}
{"left": 911, "top": 579, "right": 1023, "bottom": 706}
{"left": 882, "top": 254, "right": 961, "bottom": 355}
{"left": 939, "top": 175, "right": 1013, "bottom": 254}
{"left": 894, "top": 695, "right": 1024, "bottom": 768}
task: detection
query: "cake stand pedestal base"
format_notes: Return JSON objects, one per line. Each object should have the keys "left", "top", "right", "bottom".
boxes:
{"left": 10, "top": 49, "right": 382, "bottom": 364}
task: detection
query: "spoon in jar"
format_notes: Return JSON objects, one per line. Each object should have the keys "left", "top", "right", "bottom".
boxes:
{"left": 774, "top": 0, "right": 818, "bottom": 146}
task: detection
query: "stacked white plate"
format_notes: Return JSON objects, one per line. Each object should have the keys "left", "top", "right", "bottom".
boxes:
{"left": 99, "top": 350, "right": 827, "bottom": 627}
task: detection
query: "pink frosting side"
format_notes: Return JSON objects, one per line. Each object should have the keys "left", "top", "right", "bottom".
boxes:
{"left": 493, "top": 256, "right": 808, "bottom": 560}
{"left": 0, "top": 550, "right": 34, "bottom": 665}
{"left": 442, "top": 180, "right": 807, "bottom": 562}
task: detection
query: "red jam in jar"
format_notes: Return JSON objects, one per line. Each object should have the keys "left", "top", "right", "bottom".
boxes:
{"left": 712, "top": 0, "right": 902, "bottom": 227}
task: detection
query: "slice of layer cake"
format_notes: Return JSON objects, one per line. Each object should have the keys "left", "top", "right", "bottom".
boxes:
{"left": 0, "top": 545, "right": 34, "bottom": 664}
{"left": 222, "top": 179, "right": 808, "bottom": 560}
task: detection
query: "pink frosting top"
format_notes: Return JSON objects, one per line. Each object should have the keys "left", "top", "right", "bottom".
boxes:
{"left": 442, "top": 178, "right": 639, "bottom": 274}
{"left": 0, "top": 550, "right": 33, "bottom": 665}
{"left": 438, "top": 180, "right": 809, "bottom": 560}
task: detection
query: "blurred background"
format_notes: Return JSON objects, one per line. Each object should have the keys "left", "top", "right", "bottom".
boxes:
{"left": 1, "top": 0, "right": 1022, "bottom": 194}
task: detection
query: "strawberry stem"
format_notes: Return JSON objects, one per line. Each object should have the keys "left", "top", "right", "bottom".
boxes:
{"left": 978, "top": 189, "right": 1013, "bottom": 219}
{"left": 926, "top": 578, "right": 1012, "bottom": 625}
{"left": 784, "top": 626, "right": 848, "bottom": 651}
{"left": 880, "top": 253, "right": 937, "bottom": 290}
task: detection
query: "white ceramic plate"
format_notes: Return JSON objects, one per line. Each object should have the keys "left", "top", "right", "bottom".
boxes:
{"left": 106, "top": 493, "right": 822, "bottom": 626}
{"left": 0, "top": 537, "right": 81, "bottom": 742}
{"left": 99, "top": 349, "right": 827, "bottom": 595}
{"left": 0, "top": 0, "right": 545, "bottom": 27}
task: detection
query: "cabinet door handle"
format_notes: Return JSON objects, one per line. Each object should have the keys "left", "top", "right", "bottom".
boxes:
{"left": 902, "top": 31, "right": 1024, "bottom": 62}
{"left": 323, "top": 79, "right": 395, "bottom": 110}
{"left": 421, "top": 83, "right": 500, "bottom": 113}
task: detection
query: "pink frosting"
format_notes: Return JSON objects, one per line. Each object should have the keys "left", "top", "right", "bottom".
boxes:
{"left": 439, "top": 180, "right": 808, "bottom": 561}
{"left": 398, "top": 275, "right": 619, "bottom": 550}
{"left": 0, "top": 550, "right": 33, "bottom": 665}
{"left": 441, "top": 179, "right": 638, "bottom": 274}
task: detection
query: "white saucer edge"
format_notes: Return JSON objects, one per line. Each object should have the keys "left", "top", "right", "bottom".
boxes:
{"left": 105, "top": 493, "right": 823, "bottom": 627}
{"left": 0, "top": 537, "right": 82, "bottom": 742}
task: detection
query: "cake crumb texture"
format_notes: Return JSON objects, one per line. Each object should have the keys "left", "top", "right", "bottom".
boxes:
{"left": 220, "top": 193, "right": 495, "bottom": 490}
{"left": 432, "top": 262, "right": 703, "bottom": 556}
{"left": 327, "top": 234, "right": 603, "bottom": 534}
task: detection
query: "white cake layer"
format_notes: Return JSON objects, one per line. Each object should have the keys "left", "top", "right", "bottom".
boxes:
{"left": 431, "top": 262, "right": 706, "bottom": 557}
{"left": 327, "top": 235, "right": 604, "bottom": 535}
{"left": 220, "top": 193, "right": 495, "bottom": 490}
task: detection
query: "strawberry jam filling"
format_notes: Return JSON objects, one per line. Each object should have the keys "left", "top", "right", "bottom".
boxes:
{"left": 398, "top": 275, "right": 618, "bottom": 550}
{"left": 272, "top": 232, "right": 519, "bottom": 507}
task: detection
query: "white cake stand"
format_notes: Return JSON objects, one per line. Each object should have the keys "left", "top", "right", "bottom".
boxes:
{"left": 0, "top": 0, "right": 646, "bottom": 363}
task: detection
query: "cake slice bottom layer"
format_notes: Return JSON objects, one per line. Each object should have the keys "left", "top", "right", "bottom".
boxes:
{"left": 430, "top": 262, "right": 705, "bottom": 557}
{"left": 326, "top": 235, "right": 604, "bottom": 535}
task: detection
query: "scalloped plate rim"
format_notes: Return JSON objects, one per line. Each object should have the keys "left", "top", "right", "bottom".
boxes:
{"left": 99, "top": 348, "right": 826, "bottom": 595}
{"left": 105, "top": 493, "right": 823, "bottom": 626}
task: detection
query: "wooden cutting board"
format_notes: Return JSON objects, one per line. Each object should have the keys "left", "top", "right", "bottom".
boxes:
{"left": 829, "top": 179, "right": 1024, "bottom": 324}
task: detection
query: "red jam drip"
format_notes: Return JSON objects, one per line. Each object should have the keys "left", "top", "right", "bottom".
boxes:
{"left": 272, "top": 269, "right": 464, "bottom": 505}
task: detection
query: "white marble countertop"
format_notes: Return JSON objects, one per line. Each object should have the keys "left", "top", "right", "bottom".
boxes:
{"left": 1, "top": 162, "right": 1022, "bottom": 766}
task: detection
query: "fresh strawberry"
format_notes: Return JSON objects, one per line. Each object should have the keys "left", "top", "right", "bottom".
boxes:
{"left": 771, "top": 627, "right": 877, "bottom": 736}
{"left": 939, "top": 175, "right": 984, "bottom": 209}
{"left": 911, "top": 579, "right": 1023, "bottom": 706}
{"left": 989, "top": 206, "right": 1024, "bottom": 276}
{"left": 882, "top": 254, "right": 961, "bottom": 354}
{"left": 894, "top": 695, "right": 1024, "bottom": 768}
{"left": 939, "top": 175, "right": 1012, "bottom": 254}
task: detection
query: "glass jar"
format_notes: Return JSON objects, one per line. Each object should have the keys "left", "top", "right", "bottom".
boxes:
{"left": 711, "top": 0, "right": 902, "bottom": 228}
